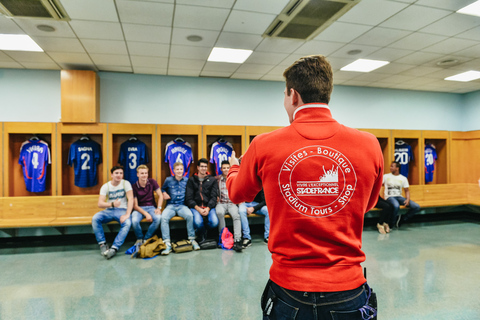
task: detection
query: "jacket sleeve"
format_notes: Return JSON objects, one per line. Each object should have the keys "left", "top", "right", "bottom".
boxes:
{"left": 185, "top": 178, "right": 197, "bottom": 208}
{"left": 227, "top": 139, "right": 263, "bottom": 204}
{"left": 207, "top": 178, "right": 218, "bottom": 209}
{"left": 252, "top": 190, "right": 266, "bottom": 212}
{"left": 366, "top": 146, "right": 384, "bottom": 212}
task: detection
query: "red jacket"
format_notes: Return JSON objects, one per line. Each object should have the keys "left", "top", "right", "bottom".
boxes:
{"left": 227, "top": 104, "right": 383, "bottom": 292}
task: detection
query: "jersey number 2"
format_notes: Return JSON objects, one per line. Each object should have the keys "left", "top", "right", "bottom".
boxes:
{"left": 81, "top": 153, "right": 91, "bottom": 170}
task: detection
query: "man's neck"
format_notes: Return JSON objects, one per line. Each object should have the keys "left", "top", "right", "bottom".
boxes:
{"left": 175, "top": 175, "right": 183, "bottom": 181}
{"left": 111, "top": 179, "right": 121, "bottom": 186}
{"left": 139, "top": 179, "right": 148, "bottom": 187}
{"left": 392, "top": 172, "right": 400, "bottom": 176}
{"left": 198, "top": 173, "right": 207, "bottom": 179}
{"left": 221, "top": 174, "right": 227, "bottom": 179}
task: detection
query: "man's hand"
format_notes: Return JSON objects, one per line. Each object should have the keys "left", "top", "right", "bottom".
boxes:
{"left": 144, "top": 213, "right": 153, "bottom": 222}
{"left": 404, "top": 199, "right": 410, "bottom": 206}
{"left": 113, "top": 199, "right": 121, "bottom": 208}
{"left": 120, "top": 214, "right": 129, "bottom": 224}
{"left": 163, "top": 192, "right": 171, "bottom": 200}
{"left": 229, "top": 151, "right": 240, "bottom": 166}
{"left": 154, "top": 208, "right": 162, "bottom": 215}
{"left": 247, "top": 207, "right": 255, "bottom": 215}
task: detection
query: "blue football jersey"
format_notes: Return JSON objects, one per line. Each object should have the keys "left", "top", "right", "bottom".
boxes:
{"left": 210, "top": 141, "right": 233, "bottom": 176}
{"left": 394, "top": 142, "right": 413, "bottom": 178}
{"left": 165, "top": 140, "right": 193, "bottom": 177}
{"left": 68, "top": 139, "right": 102, "bottom": 188}
{"left": 19, "top": 139, "right": 51, "bottom": 192}
{"left": 424, "top": 144, "right": 437, "bottom": 183}
{"left": 118, "top": 139, "right": 149, "bottom": 184}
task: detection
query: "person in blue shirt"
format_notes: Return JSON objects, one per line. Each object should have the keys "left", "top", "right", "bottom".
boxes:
{"left": 160, "top": 162, "right": 200, "bottom": 254}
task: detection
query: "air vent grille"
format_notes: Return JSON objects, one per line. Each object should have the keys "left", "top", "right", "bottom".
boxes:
{"left": 264, "top": 0, "right": 359, "bottom": 41}
{"left": 0, "top": 0, "right": 69, "bottom": 20}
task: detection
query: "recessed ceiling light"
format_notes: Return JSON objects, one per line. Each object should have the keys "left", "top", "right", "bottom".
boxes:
{"left": 436, "top": 59, "right": 459, "bottom": 66}
{"left": 0, "top": 34, "right": 43, "bottom": 52}
{"left": 445, "top": 70, "right": 480, "bottom": 82}
{"left": 37, "top": 25, "right": 56, "bottom": 32}
{"left": 207, "top": 47, "right": 253, "bottom": 64}
{"left": 340, "top": 59, "right": 389, "bottom": 72}
{"left": 457, "top": 0, "right": 480, "bottom": 17}
{"left": 186, "top": 35, "right": 203, "bottom": 42}
{"left": 347, "top": 49, "right": 362, "bottom": 55}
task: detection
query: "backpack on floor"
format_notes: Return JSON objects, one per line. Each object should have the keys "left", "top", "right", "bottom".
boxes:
{"left": 138, "top": 235, "right": 166, "bottom": 258}
{"left": 219, "top": 227, "right": 234, "bottom": 250}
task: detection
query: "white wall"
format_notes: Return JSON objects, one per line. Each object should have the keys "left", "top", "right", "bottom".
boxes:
{"left": 0, "top": 68, "right": 476, "bottom": 131}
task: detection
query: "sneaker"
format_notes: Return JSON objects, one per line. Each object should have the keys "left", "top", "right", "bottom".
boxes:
{"left": 233, "top": 241, "right": 243, "bottom": 252}
{"left": 395, "top": 215, "right": 402, "bottom": 229}
{"left": 99, "top": 243, "right": 109, "bottom": 256}
{"left": 192, "top": 240, "right": 200, "bottom": 251}
{"left": 104, "top": 248, "right": 117, "bottom": 260}
{"left": 242, "top": 239, "right": 252, "bottom": 249}
{"left": 383, "top": 222, "right": 391, "bottom": 233}
{"left": 161, "top": 243, "right": 172, "bottom": 255}
{"left": 264, "top": 237, "right": 269, "bottom": 244}
{"left": 376, "top": 223, "right": 386, "bottom": 234}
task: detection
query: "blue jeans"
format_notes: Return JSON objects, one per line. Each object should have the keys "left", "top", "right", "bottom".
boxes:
{"left": 191, "top": 208, "right": 219, "bottom": 236}
{"left": 386, "top": 196, "right": 421, "bottom": 224}
{"left": 131, "top": 206, "right": 161, "bottom": 240}
{"left": 239, "top": 202, "right": 270, "bottom": 240}
{"left": 261, "top": 280, "right": 376, "bottom": 320}
{"left": 92, "top": 208, "right": 132, "bottom": 250}
{"left": 161, "top": 204, "right": 195, "bottom": 241}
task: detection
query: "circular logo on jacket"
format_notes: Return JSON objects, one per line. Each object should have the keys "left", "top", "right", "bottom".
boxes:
{"left": 278, "top": 146, "right": 357, "bottom": 217}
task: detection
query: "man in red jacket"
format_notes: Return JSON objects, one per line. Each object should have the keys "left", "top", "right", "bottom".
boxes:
{"left": 227, "top": 55, "right": 383, "bottom": 319}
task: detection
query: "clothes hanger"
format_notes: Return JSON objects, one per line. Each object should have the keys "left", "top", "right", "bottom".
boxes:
{"left": 129, "top": 134, "right": 138, "bottom": 141}
{"left": 80, "top": 134, "right": 90, "bottom": 141}
{"left": 396, "top": 139, "right": 405, "bottom": 145}
{"left": 217, "top": 135, "right": 226, "bottom": 143}
{"left": 174, "top": 136, "right": 185, "bottom": 143}
{"left": 30, "top": 134, "right": 40, "bottom": 141}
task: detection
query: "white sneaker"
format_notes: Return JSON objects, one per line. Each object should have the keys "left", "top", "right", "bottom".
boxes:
{"left": 161, "top": 243, "right": 172, "bottom": 255}
{"left": 191, "top": 240, "right": 200, "bottom": 251}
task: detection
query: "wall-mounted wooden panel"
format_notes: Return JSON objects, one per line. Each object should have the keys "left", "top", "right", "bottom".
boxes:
{"left": 61, "top": 70, "right": 99, "bottom": 123}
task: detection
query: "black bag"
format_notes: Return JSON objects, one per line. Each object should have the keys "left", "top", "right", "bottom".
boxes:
{"left": 172, "top": 240, "right": 193, "bottom": 253}
{"left": 199, "top": 239, "right": 217, "bottom": 250}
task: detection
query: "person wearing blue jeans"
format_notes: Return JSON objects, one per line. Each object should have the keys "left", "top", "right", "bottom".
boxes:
{"left": 92, "top": 166, "right": 134, "bottom": 260}
{"left": 384, "top": 161, "right": 421, "bottom": 228}
{"left": 239, "top": 189, "right": 269, "bottom": 248}
{"left": 160, "top": 162, "right": 199, "bottom": 254}
{"left": 185, "top": 158, "right": 219, "bottom": 243}
{"left": 131, "top": 165, "right": 163, "bottom": 244}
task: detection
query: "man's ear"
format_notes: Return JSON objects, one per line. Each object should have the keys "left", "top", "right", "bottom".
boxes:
{"left": 291, "top": 88, "right": 301, "bottom": 107}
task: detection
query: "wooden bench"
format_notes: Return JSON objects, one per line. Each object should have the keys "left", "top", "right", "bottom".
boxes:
{"left": 1, "top": 183, "right": 479, "bottom": 230}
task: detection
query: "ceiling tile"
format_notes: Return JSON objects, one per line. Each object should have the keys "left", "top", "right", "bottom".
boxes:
{"left": 90, "top": 54, "right": 131, "bottom": 66}
{"left": 381, "top": 74, "right": 417, "bottom": 84}
{"left": 0, "top": 16, "right": 24, "bottom": 34}
{"left": 447, "top": 58, "right": 480, "bottom": 71}
{"left": 69, "top": 21, "right": 124, "bottom": 40}
{"left": 0, "top": 61, "right": 24, "bottom": 68}
{"left": 123, "top": 24, "right": 171, "bottom": 43}
{"left": 352, "top": 27, "right": 411, "bottom": 47}
{"left": 5, "top": 51, "right": 54, "bottom": 63}
{"left": 343, "top": 80, "right": 373, "bottom": 86}
{"left": 415, "top": 0, "right": 475, "bottom": 11}
{"left": 171, "top": 28, "right": 219, "bottom": 47}
{"left": 60, "top": 0, "right": 119, "bottom": 22}
{"left": 82, "top": 39, "right": 128, "bottom": 55}
{"left": 395, "top": 51, "right": 444, "bottom": 65}
{"left": 48, "top": 52, "right": 93, "bottom": 64}
{"left": 200, "top": 70, "right": 233, "bottom": 77}
{"left": 399, "top": 66, "right": 441, "bottom": 76}
{"left": 456, "top": 26, "right": 480, "bottom": 41}
{"left": 13, "top": 20, "right": 76, "bottom": 38}
{"left": 19, "top": 62, "right": 61, "bottom": 70}
{"left": 366, "top": 47, "right": 414, "bottom": 61}
{"left": 400, "top": 77, "right": 438, "bottom": 86}
{"left": 0, "top": 52, "right": 15, "bottom": 61}
{"left": 423, "top": 69, "right": 462, "bottom": 80}
{"left": 176, "top": 0, "right": 234, "bottom": 9}
{"left": 131, "top": 56, "right": 168, "bottom": 68}
{"left": 170, "top": 45, "right": 211, "bottom": 60}
{"left": 246, "top": 52, "right": 289, "bottom": 65}
{"left": 128, "top": 42, "right": 170, "bottom": 57}
{"left": 314, "top": 22, "right": 372, "bottom": 43}
{"left": 231, "top": 73, "right": 263, "bottom": 80}
{"left": 350, "top": 72, "right": 391, "bottom": 82}
{"left": 422, "top": 38, "right": 478, "bottom": 55}
{"left": 331, "top": 71, "right": 360, "bottom": 81}
{"left": 338, "top": 0, "right": 409, "bottom": 26}
{"left": 174, "top": 5, "right": 230, "bottom": 31}
{"left": 116, "top": 1, "right": 174, "bottom": 26}
{"left": 256, "top": 38, "right": 304, "bottom": 54}
{"left": 389, "top": 32, "right": 447, "bottom": 50}
{"left": 294, "top": 40, "right": 345, "bottom": 56}
{"left": 235, "top": 63, "right": 275, "bottom": 74}
{"left": 233, "top": 0, "right": 290, "bottom": 15}
{"left": 29, "top": 37, "right": 84, "bottom": 53}
{"left": 168, "top": 58, "right": 205, "bottom": 70}
{"left": 134, "top": 67, "right": 167, "bottom": 76}
{"left": 420, "top": 13, "right": 480, "bottom": 37}
{"left": 452, "top": 44, "right": 480, "bottom": 59}
{"left": 97, "top": 65, "right": 133, "bottom": 73}
{"left": 325, "top": 57, "right": 357, "bottom": 70}
{"left": 215, "top": 32, "right": 263, "bottom": 50}
{"left": 223, "top": 10, "right": 276, "bottom": 35}
{"left": 260, "top": 74, "right": 284, "bottom": 81}
{"left": 329, "top": 44, "right": 381, "bottom": 59}
{"left": 370, "top": 62, "right": 415, "bottom": 74}
{"left": 203, "top": 61, "right": 239, "bottom": 72}
{"left": 167, "top": 68, "right": 200, "bottom": 76}
{"left": 379, "top": 5, "right": 451, "bottom": 31}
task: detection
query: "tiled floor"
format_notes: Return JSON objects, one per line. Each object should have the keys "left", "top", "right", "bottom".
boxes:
{"left": 0, "top": 219, "right": 479, "bottom": 319}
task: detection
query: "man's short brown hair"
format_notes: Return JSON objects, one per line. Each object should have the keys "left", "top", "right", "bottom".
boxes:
{"left": 283, "top": 55, "right": 333, "bottom": 104}
{"left": 173, "top": 162, "right": 184, "bottom": 169}
{"left": 136, "top": 164, "right": 149, "bottom": 172}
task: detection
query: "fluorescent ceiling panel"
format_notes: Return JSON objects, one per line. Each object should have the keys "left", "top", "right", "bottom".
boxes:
{"left": 0, "top": 34, "right": 43, "bottom": 52}
{"left": 340, "top": 59, "right": 389, "bottom": 72}
{"left": 208, "top": 47, "right": 253, "bottom": 63}
{"left": 457, "top": 1, "right": 480, "bottom": 17}
{"left": 445, "top": 70, "right": 480, "bottom": 82}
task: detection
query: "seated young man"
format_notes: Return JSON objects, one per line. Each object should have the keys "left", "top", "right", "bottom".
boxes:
{"left": 239, "top": 189, "right": 269, "bottom": 248}
{"left": 215, "top": 161, "right": 242, "bottom": 252}
{"left": 384, "top": 161, "right": 421, "bottom": 228}
{"left": 131, "top": 165, "right": 163, "bottom": 244}
{"left": 92, "top": 166, "right": 133, "bottom": 260}
{"left": 161, "top": 162, "right": 199, "bottom": 254}
{"left": 185, "top": 158, "right": 219, "bottom": 243}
